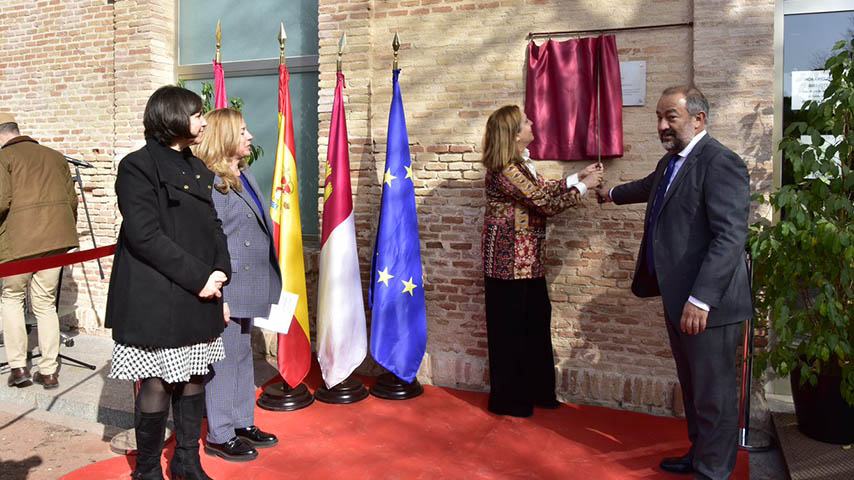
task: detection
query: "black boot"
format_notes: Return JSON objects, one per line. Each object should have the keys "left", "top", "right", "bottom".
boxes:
{"left": 131, "top": 409, "right": 168, "bottom": 480}
{"left": 170, "top": 392, "right": 213, "bottom": 480}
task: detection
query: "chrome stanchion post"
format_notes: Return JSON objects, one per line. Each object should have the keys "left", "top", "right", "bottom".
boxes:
{"left": 738, "top": 250, "right": 774, "bottom": 452}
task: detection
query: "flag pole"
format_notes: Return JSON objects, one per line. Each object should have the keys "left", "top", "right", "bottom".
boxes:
{"left": 215, "top": 19, "right": 221, "bottom": 64}
{"left": 256, "top": 22, "right": 315, "bottom": 412}
{"left": 369, "top": 32, "right": 425, "bottom": 400}
{"left": 392, "top": 31, "right": 399, "bottom": 70}
{"left": 337, "top": 31, "right": 346, "bottom": 73}
{"left": 314, "top": 31, "right": 370, "bottom": 405}
{"left": 279, "top": 22, "right": 287, "bottom": 65}
{"left": 212, "top": 19, "right": 228, "bottom": 109}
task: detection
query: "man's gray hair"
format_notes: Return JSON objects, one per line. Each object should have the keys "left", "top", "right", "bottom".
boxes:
{"left": 662, "top": 85, "right": 710, "bottom": 120}
{"left": 0, "top": 122, "right": 20, "bottom": 136}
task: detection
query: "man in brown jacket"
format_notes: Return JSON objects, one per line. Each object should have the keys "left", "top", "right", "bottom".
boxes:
{"left": 0, "top": 112, "right": 78, "bottom": 389}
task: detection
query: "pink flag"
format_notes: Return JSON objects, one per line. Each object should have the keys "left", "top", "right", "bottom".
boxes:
{"left": 213, "top": 60, "right": 227, "bottom": 109}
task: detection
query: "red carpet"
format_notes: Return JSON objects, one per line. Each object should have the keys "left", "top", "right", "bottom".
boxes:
{"left": 62, "top": 369, "right": 749, "bottom": 480}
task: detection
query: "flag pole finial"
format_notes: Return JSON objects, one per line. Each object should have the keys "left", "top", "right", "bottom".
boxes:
{"left": 337, "top": 32, "right": 347, "bottom": 73}
{"left": 279, "top": 23, "right": 287, "bottom": 65}
{"left": 392, "top": 32, "right": 400, "bottom": 70}
{"left": 215, "top": 19, "right": 222, "bottom": 63}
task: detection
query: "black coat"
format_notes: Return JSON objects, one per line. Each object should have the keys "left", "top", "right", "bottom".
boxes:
{"left": 611, "top": 133, "right": 752, "bottom": 328}
{"left": 106, "top": 139, "right": 231, "bottom": 347}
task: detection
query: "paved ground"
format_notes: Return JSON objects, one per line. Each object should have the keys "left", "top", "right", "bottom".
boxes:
{"left": 0, "top": 332, "right": 791, "bottom": 479}
{"left": 0, "top": 404, "right": 118, "bottom": 480}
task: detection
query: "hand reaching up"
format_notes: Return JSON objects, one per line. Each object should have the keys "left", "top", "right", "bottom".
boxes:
{"left": 581, "top": 164, "right": 604, "bottom": 189}
{"left": 578, "top": 163, "right": 602, "bottom": 180}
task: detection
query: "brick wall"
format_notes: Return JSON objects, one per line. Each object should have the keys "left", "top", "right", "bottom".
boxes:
{"left": 317, "top": 0, "right": 774, "bottom": 415}
{"left": 0, "top": 0, "right": 177, "bottom": 332}
{"left": 1, "top": 0, "right": 774, "bottom": 416}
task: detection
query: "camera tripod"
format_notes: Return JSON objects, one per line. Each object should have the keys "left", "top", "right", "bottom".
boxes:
{"left": 0, "top": 268, "right": 96, "bottom": 371}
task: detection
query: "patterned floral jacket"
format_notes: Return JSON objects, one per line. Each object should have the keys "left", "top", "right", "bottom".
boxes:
{"left": 482, "top": 161, "right": 582, "bottom": 280}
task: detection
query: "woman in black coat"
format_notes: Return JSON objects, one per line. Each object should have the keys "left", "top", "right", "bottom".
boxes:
{"left": 106, "top": 86, "right": 230, "bottom": 480}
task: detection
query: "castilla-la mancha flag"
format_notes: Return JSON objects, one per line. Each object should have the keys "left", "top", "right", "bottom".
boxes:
{"left": 316, "top": 71, "right": 367, "bottom": 388}
{"left": 270, "top": 62, "right": 311, "bottom": 388}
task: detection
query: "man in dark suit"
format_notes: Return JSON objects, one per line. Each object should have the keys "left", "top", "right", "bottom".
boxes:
{"left": 597, "top": 86, "right": 751, "bottom": 480}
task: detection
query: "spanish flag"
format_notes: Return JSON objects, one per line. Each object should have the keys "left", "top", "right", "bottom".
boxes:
{"left": 270, "top": 62, "right": 311, "bottom": 387}
{"left": 316, "top": 71, "right": 367, "bottom": 388}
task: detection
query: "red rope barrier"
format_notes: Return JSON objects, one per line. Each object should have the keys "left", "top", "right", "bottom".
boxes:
{"left": 0, "top": 244, "right": 116, "bottom": 278}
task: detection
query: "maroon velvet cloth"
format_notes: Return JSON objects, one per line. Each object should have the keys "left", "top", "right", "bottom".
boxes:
{"left": 525, "top": 35, "right": 623, "bottom": 161}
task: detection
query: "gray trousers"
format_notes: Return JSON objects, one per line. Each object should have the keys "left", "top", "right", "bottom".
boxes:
{"left": 665, "top": 313, "right": 742, "bottom": 480}
{"left": 204, "top": 318, "right": 255, "bottom": 444}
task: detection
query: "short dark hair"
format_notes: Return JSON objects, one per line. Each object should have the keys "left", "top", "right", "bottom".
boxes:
{"left": 662, "top": 85, "right": 710, "bottom": 119}
{"left": 143, "top": 86, "right": 204, "bottom": 146}
{"left": 0, "top": 122, "right": 20, "bottom": 136}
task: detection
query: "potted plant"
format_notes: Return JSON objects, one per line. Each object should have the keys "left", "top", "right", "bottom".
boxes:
{"left": 750, "top": 39, "right": 854, "bottom": 444}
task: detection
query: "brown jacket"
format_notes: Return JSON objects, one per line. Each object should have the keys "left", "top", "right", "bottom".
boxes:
{"left": 0, "top": 136, "right": 79, "bottom": 262}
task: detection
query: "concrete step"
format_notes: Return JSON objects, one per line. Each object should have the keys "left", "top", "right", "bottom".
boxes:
{"left": 1, "top": 333, "right": 135, "bottom": 430}
{"left": 0, "top": 332, "right": 283, "bottom": 432}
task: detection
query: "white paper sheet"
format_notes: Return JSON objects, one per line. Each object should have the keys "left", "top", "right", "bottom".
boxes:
{"left": 253, "top": 291, "right": 299, "bottom": 335}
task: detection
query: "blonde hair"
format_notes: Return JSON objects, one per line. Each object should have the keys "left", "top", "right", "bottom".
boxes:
{"left": 481, "top": 105, "right": 524, "bottom": 172}
{"left": 193, "top": 108, "right": 246, "bottom": 194}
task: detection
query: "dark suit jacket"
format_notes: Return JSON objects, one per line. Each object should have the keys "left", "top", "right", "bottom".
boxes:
{"left": 611, "top": 133, "right": 752, "bottom": 328}
{"left": 211, "top": 170, "right": 282, "bottom": 319}
{"left": 106, "top": 138, "right": 231, "bottom": 348}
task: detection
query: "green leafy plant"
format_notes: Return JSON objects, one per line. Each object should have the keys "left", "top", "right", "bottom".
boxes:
{"left": 750, "top": 39, "right": 854, "bottom": 405}
{"left": 177, "top": 79, "right": 264, "bottom": 166}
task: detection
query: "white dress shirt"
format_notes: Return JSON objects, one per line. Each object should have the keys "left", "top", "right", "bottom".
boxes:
{"left": 521, "top": 149, "right": 588, "bottom": 196}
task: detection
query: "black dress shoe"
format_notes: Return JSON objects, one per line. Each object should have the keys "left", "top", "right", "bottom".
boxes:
{"left": 235, "top": 425, "right": 278, "bottom": 448}
{"left": 204, "top": 436, "right": 258, "bottom": 462}
{"left": 7, "top": 367, "right": 32, "bottom": 387}
{"left": 660, "top": 454, "right": 695, "bottom": 475}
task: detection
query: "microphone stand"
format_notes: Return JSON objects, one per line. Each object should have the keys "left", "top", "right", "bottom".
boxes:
{"left": 65, "top": 156, "right": 104, "bottom": 280}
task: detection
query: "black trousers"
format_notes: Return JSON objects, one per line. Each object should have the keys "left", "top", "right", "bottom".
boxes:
{"left": 484, "top": 276, "right": 556, "bottom": 417}
{"left": 665, "top": 313, "right": 742, "bottom": 480}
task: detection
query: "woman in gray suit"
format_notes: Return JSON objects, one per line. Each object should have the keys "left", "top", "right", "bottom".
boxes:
{"left": 195, "top": 108, "right": 282, "bottom": 462}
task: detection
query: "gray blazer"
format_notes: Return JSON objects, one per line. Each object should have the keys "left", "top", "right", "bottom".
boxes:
{"left": 212, "top": 169, "right": 282, "bottom": 319}
{"left": 611, "top": 133, "right": 752, "bottom": 328}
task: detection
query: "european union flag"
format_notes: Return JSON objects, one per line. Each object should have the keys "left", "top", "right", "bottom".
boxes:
{"left": 369, "top": 69, "right": 427, "bottom": 383}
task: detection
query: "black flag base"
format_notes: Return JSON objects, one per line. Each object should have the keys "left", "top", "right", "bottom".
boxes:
{"left": 370, "top": 372, "right": 424, "bottom": 400}
{"left": 257, "top": 381, "right": 314, "bottom": 412}
{"left": 315, "top": 376, "right": 369, "bottom": 404}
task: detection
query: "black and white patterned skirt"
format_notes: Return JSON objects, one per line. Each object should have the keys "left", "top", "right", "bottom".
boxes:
{"left": 108, "top": 338, "right": 225, "bottom": 384}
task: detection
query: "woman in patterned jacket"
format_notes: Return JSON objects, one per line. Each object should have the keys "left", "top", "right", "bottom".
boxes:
{"left": 481, "top": 105, "right": 603, "bottom": 417}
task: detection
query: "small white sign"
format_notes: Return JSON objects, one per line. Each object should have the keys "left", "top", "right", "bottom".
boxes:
{"left": 253, "top": 290, "right": 299, "bottom": 334}
{"left": 792, "top": 70, "right": 830, "bottom": 110}
{"left": 620, "top": 61, "right": 646, "bottom": 106}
